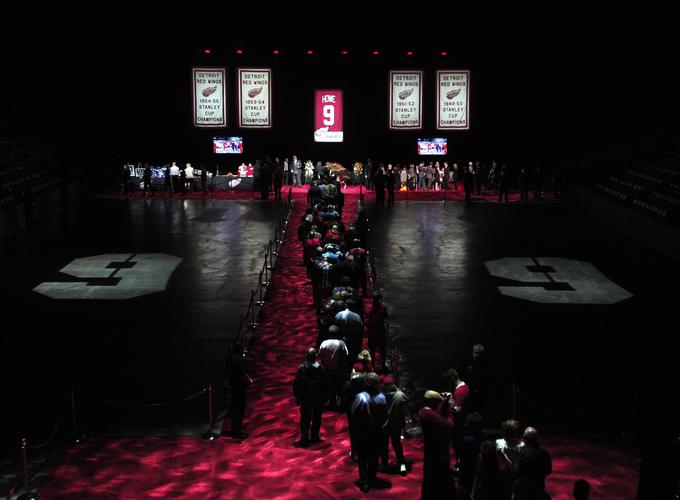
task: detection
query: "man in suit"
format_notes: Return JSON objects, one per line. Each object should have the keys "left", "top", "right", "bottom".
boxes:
{"left": 291, "top": 155, "right": 302, "bottom": 187}
{"left": 293, "top": 348, "right": 326, "bottom": 446}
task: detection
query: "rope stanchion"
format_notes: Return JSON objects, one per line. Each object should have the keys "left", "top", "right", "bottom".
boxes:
{"left": 238, "top": 313, "right": 245, "bottom": 347}
{"left": 273, "top": 229, "right": 279, "bottom": 255}
{"left": 201, "top": 384, "right": 219, "bottom": 441}
{"left": 19, "top": 438, "right": 37, "bottom": 500}
{"left": 256, "top": 272, "right": 265, "bottom": 306}
{"left": 267, "top": 240, "right": 274, "bottom": 270}
{"left": 261, "top": 257, "right": 270, "bottom": 287}
{"left": 91, "top": 387, "right": 206, "bottom": 409}
{"left": 27, "top": 417, "right": 62, "bottom": 451}
{"left": 248, "top": 290, "right": 258, "bottom": 329}
{"left": 70, "top": 387, "right": 84, "bottom": 444}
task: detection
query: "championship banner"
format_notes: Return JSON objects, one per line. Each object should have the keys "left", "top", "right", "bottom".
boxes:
{"left": 314, "top": 89, "right": 343, "bottom": 142}
{"left": 192, "top": 67, "right": 226, "bottom": 128}
{"left": 389, "top": 70, "right": 423, "bottom": 129}
{"left": 437, "top": 70, "right": 470, "bottom": 130}
{"left": 238, "top": 68, "right": 272, "bottom": 128}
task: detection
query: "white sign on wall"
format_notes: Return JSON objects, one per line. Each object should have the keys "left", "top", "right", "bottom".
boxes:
{"left": 437, "top": 70, "right": 470, "bottom": 130}
{"left": 192, "top": 67, "right": 226, "bottom": 127}
{"left": 389, "top": 70, "right": 423, "bottom": 129}
{"left": 238, "top": 68, "right": 272, "bottom": 128}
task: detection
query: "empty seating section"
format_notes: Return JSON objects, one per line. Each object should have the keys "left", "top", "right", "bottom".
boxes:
{"left": 0, "top": 137, "right": 61, "bottom": 210}
{"left": 592, "top": 128, "right": 680, "bottom": 227}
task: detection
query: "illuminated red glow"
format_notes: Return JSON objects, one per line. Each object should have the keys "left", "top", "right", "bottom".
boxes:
{"left": 341, "top": 50, "right": 348, "bottom": 55}
{"left": 372, "top": 50, "right": 380, "bottom": 55}
{"left": 236, "top": 49, "right": 243, "bottom": 55}
{"left": 406, "top": 51, "right": 413, "bottom": 56}
{"left": 441, "top": 51, "right": 448, "bottom": 56}
{"left": 307, "top": 50, "right": 314, "bottom": 55}
{"left": 273, "top": 50, "right": 280, "bottom": 55}
{"left": 203, "top": 49, "right": 211, "bottom": 54}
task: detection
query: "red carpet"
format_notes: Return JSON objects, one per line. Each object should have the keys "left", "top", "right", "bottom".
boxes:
{"left": 39, "top": 191, "right": 636, "bottom": 499}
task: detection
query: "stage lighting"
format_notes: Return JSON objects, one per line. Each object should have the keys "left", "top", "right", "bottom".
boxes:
{"left": 307, "top": 50, "right": 314, "bottom": 55}
{"left": 236, "top": 49, "right": 243, "bottom": 55}
{"left": 341, "top": 50, "right": 349, "bottom": 55}
{"left": 273, "top": 50, "right": 280, "bottom": 55}
{"left": 372, "top": 50, "right": 380, "bottom": 55}
{"left": 203, "top": 49, "right": 211, "bottom": 54}
{"left": 406, "top": 51, "right": 414, "bottom": 56}
{"left": 440, "top": 51, "right": 448, "bottom": 56}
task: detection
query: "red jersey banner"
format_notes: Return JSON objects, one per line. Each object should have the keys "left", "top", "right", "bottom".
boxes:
{"left": 314, "top": 89, "right": 343, "bottom": 142}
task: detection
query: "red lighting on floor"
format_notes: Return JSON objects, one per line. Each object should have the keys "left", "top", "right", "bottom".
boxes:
{"left": 406, "top": 51, "right": 413, "bottom": 56}
{"left": 341, "top": 50, "right": 349, "bottom": 55}
{"left": 307, "top": 50, "right": 314, "bottom": 55}
{"left": 372, "top": 50, "right": 380, "bottom": 55}
{"left": 236, "top": 49, "right": 243, "bottom": 55}
{"left": 203, "top": 49, "right": 211, "bottom": 54}
{"left": 273, "top": 50, "right": 280, "bottom": 55}
{"left": 441, "top": 51, "right": 448, "bottom": 56}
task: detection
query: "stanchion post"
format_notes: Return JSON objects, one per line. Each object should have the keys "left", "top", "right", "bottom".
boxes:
{"left": 267, "top": 240, "right": 273, "bottom": 270}
{"left": 273, "top": 229, "right": 279, "bottom": 255}
{"left": 248, "top": 290, "right": 258, "bottom": 329}
{"left": 21, "top": 438, "right": 30, "bottom": 499}
{"left": 256, "top": 272, "right": 265, "bottom": 306}
{"left": 262, "top": 258, "right": 270, "bottom": 287}
{"left": 238, "top": 313, "right": 245, "bottom": 346}
{"left": 201, "top": 385, "right": 219, "bottom": 441}
{"left": 70, "top": 386, "right": 83, "bottom": 444}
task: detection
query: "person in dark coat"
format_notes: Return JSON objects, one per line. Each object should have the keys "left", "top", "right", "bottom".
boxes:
{"left": 223, "top": 340, "right": 251, "bottom": 439}
{"left": 463, "top": 162, "right": 474, "bottom": 201}
{"left": 273, "top": 158, "right": 283, "bottom": 200}
{"left": 497, "top": 164, "right": 510, "bottom": 202}
{"left": 418, "top": 390, "right": 458, "bottom": 499}
{"left": 515, "top": 427, "right": 552, "bottom": 499}
{"left": 374, "top": 166, "right": 386, "bottom": 207}
{"left": 293, "top": 348, "right": 326, "bottom": 446}
{"left": 350, "top": 372, "right": 390, "bottom": 492}
{"left": 457, "top": 343, "right": 492, "bottom": 414}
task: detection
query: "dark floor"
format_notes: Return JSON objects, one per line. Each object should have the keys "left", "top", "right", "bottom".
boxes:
{"left": 1, "top": 198, "right": 285, "bottom": 444}
{"left": 2, "top": 195, "right": 678, "bottom": 453}
{"left": 367, "top": 200, "right": 680, "bottom": 434}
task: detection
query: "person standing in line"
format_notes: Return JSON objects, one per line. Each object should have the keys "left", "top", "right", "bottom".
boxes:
{"left": 452, "top": 162, "right": 459, "bottom": 191}
{"left": 373, "top": 165, "right": 386, "bottom": 208}
{"left": 418, "top": 390, "right": 457, "bottom": 499}
{"left": 519, "top": 167, "right": 530, "bottom": 200}
{"left": 283, "top": 157, "right": 290, "bottom": 186}
{"left": 293, "top": 348, "right": 326, "bottom": 446}
{"left": 291, "top": 155, "right": 302, "bottom": 187}
{"left": 185, "top": 162, "right": 195, "bottom": 193}
{"left": 533, "top": 165, "right": 543, "bottom": 199}
{"left": 497, "top": 164, "right": 510, "bottom": 202}
{"left": 179, "top": 164, "right": 187, "bottom": 196}
{"left": 380, "top": 377, "right": 408, "bottom": 475}
{"left": 200, "top": 165, "right": 208, "bottom": 194}
{"left": 464, "top": 162, "right": 475, "bottom": 201}
{"left": 223, "top": 340, "right": 251, "bottom": 439}
{"left": 515, "top": 427, "right": 552, "bottom": 499}
{"left": 273, "top": 158, "right": 283, "bottom": 200}
{"left": 142, "top": 163, "right": 153, "bottom": 197}
{"left": 386, "top": 164, "right": 396, "bottom": 206}
{"left": 351, "top": 372, "right": 390, "bottom": 493}
{"left": 170, "top": 161, "right": 180, "bottom": 193}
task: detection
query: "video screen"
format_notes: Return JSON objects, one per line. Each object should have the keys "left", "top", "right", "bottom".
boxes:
{"left": 417, "top": 138, "right": 447, "bottom": 155}
{"left": 213, "top": 136, "right": 244, "bottom": 154}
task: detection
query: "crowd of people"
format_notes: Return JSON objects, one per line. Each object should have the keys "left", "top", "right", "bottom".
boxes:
{"left": 220, "top": 165, "right": 564, "bottom": 499}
